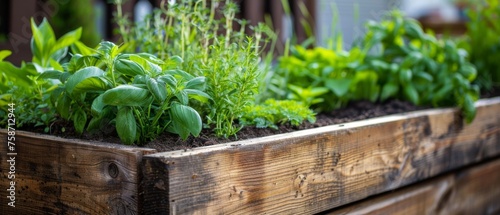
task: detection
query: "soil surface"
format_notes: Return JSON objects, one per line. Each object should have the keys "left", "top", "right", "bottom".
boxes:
{"left": 24, "top": 87, "right": 500, "bottom": 152}
{"left": 32, "top": 99, "right": 427, "bottom": 152}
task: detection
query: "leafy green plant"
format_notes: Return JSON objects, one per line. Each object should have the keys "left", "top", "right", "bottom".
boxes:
{"left": 240, "top": 99, "right": 316, "bottom": 129}
{"left": 271, "top": 11, "right": 479, "bottom": 122}
{"left": 42, "top": 41, "right": 210, "bottom": 144}
{"left": 1, "top": 17, "right": 82, "bottom": 131}
{"left": 30, "top": 18, "right": 82, "bottom": 71}
{"left": 457, "top": 0, "right": 500, "bottom": 90}
{"left": 0, "top": 50, "right": 35, "bottom": 94}
{"left": 0, "top": 50, "right": 40, "bottom": 128}
{"left": 50, "top": 0, "right": 100, "bottom": 47}
{"left": 0, "top": 82, "right": 56, "bottom": 132}
{"left": 270, "top": 45, "right": 379, "bottom": 111}
{"left": 113, "top": 0, "right": 277, "bottom": 138}
{"left": 361, "top": 11, "right": 479, "bottom": 122}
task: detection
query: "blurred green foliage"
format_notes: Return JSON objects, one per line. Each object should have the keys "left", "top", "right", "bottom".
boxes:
{"left": 270, "top": 11, "right": 479, "bottom": 122}
{"left": 50, "top": 0, "right": 100, "bottom": 47}
{"left": 457, "top": 0, "right": 500, "bottom": 90}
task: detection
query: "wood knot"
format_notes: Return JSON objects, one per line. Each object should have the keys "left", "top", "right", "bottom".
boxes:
{"left": 108, "top": 163, "right": 119, "bottom": 178}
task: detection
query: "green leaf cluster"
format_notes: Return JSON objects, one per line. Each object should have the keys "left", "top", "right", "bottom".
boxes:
{"left": 457, "top": 0, "right": 500, "bottom": 90}
{"left": 43, "top": 41, "right": 210, "bottom": 144}
{"left": 113, "top": 0, "right": 276, "bottom": 138}
{"left": 361, "top": 11, "right": 479, "bottom": 122}
{"left": 0, "top": 17, "right": 82, "bottom": 131}
{"left": 271, "top": 46, "right": 378, "bottom": 111}
{"left": 30, "top": 18, "right": 82, "bottom": 70}
{"left": 49, "top": 0, "right": 101, "bottom": 47}
{"left": 240, "top": 99, "right": 316, "bottom": 129}
{"left": 271, "top": 11, "right": 479, "bottom": 122}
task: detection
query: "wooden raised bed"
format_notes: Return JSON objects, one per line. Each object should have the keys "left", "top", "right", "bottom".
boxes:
{"left": 326, "top": 157, "right": 500, "bottom": 214}
{"left": 0, "top": 132, "right": 156, "bottom": 214}
{"left": 1, "top": 97, "right": 500, "bottom": 214}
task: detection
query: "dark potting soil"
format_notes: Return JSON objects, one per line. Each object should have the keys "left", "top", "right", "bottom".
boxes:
{"left": 142, "top": 99, "right": 428, "bottom": 151}
{"left": 30, "top": 99, "right": 426, "bottom": 152}
{"left": 24, "top": 87, "right": 500, "bottom": 152}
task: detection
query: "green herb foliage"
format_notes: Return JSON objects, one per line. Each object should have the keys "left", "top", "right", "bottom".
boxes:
{"left": 43, "top": 41, "right": 210, "bottom": 144}
{"left": 114, "top": 0, "right": 275, "bottom": 138}
{"left": 362, "top": 11, "right": 479, "bottom": 122}
{"left": 50, "top": 0, "right": 100, "bottom": 47}
{"left": 0, "top": 17, "right": 81, "bottom": 131}
{"left": 457, "top": 0, "right": 500, "bottom": 90}
{"left": 271, "top": 11, "right": 479, "bottom": 122}
{"left": 271, "top": 46, "right": 377, "bottom": 111}
{"left": 240, "top": 99, "right": 316, "bottom": 129}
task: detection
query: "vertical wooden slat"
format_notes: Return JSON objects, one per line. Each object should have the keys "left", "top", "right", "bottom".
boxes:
{"left": 243, "top": 0, "right": 265, "bottom": 27}
{"left": 270, "top": 0, "right": 285, "bottom": 54}
{"left": 291, "top": 0, "right": 316, "bottom": 44}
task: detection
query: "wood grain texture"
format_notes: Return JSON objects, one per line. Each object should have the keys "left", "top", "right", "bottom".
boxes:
{"left": 326, "top": 157, "right": 500, "bottom": 215}
{"left": 141, "top": 97, "right": 500, "bottom": 214}
{"left": 0, "top": 131, "right": 156, "bottom": 215}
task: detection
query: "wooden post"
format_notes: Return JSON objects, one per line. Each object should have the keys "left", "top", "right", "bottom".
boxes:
{"left": 291, "top": 0, "right": 316, "bottom": 44}
{"left": 269, "top": 0, "right": 285, "bottom": 54}
{"left": 243, "top": 0, "right": 265, "bottom": 27}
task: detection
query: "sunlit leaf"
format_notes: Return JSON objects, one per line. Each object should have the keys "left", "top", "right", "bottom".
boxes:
{"left": 165, "top": 69, "right": 194, "bottom": 81}
{"left": 169, "top": 102, "right": 202, "bottom": 140}
{"left": 114, "top": 59, "right": 146, "bottom": 76}
{"left": 91, "top": 94, "right": 106, "bottom": 116}
{"left": 38, "top": 70, "right": 63, "bottom": 80}
{"left": 404, "top": 84, "right": 419, "bottom": 105}
{"left": 71, "top": 41, "right": 94, "bottom": 56}
{"left": 65, "top": 66, "right": 105, "bottom": 94}
{"left": 73, "top": 108, "right": 87, "bottom": 134}
{"left": 325, "top": 78, "right": 352, "bottom": 97}
{"left": 102, "top": 85, "right": 152, "bottom": 106}
{"left": 116, "top": 106, "right": 137, "bottom": 145}
{"left": 184, "top": 89, "right": 211, "bottom": 103}
{"left": 0, "top": 62, "right": 33, "bottom": 88}
{"left": 158, "top": 74, "right": 177, "bottom": 89}
{"left": 175, "top": 91, "right": 189, "bottom": 105}
{"left": 463, "top": 94, "right": 476, "bottom": 123}
{"left": 147, "top": 78, "right": 167, "bottom": 102}
{"left": 0, "top": 50, "right": 12, "bottom": 61}
{"left": 52, "top": 27, "right": 82, "bottom": 54}
{"left": 56, "top": 92, "right": 71, "bottom": 119}
{"left": 380, "top": 82, "right": 399, "bottom": 101}
{"left": 185, "top": 76, "right": 206, "bottom": 90}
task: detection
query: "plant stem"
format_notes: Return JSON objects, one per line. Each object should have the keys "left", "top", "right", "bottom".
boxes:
{"left": 181, "top": 13, "right": 186, "bottom": 59}
{"left": 151, "top": 95, "right": 172, "bottom": 127}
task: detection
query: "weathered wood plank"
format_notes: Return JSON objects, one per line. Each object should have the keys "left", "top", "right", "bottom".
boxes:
{"left": 141, "top": 97, "right": 500, "bottom": 214}
{"left": 325, "top": 157, "right": 500, "bottom": 215}
{"left": 0, "top": 131, "right": 156, "bottom": 215}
